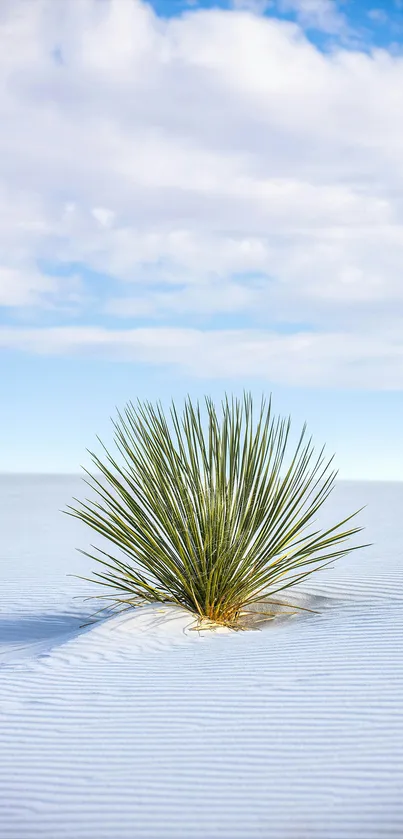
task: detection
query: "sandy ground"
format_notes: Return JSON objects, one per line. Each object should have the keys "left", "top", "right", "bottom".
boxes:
{"left": 1, "top": 475, "right": 403, "bottom": 839}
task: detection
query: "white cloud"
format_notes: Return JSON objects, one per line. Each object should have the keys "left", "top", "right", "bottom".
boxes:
{"left": 0, "top": 267, "right": 56, "bottom": 307}
{"left": 0, "top": 0, "right": 403, "bottom": 385}
{"left": 275, "top": 0, "right": 346, "bottom": 34}
{"left": 232, "top": 0, "right": 273, "bottom": 14}
{"left": 367, "top": 9, "right": 388, "bottom": 24}
{"left": 91, "top": 207, "right": 116, "bottom": 228}
{"left": 1, "top": 324, "right": 403, "bottom": 389}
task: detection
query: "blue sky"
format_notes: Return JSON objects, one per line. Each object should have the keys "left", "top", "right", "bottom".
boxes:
{"left": 1, "top": 0, "right": 403, "bottom": 478}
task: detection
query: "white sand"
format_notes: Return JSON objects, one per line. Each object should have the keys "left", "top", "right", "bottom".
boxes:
{"left": 1, "top": 476, "right": 403, "bottom": 839}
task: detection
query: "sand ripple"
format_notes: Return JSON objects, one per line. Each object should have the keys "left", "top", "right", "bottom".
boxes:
{"left": 1, "top": 476, "right": 403, "bottom": 839}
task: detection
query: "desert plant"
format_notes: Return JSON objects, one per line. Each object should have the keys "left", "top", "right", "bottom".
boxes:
{"left": 68, "top": 394, "right": 364, "bottom": 629}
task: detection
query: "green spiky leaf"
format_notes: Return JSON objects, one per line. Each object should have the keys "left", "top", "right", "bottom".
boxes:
{"left": 67, "top": 394, "right": 365, "bottom": 629}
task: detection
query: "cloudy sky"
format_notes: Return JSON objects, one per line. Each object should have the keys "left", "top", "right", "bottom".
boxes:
{"left": 1, "top": 0, "right": 403, "bottom": 477}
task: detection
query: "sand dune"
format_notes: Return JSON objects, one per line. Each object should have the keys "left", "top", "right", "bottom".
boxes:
{"left": 1, "top": 476, "right": 403, "bottom": 839}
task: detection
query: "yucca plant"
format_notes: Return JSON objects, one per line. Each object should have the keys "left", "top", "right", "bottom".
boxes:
{"left": 68, "top": 394, "right": 364, "bottom": 629}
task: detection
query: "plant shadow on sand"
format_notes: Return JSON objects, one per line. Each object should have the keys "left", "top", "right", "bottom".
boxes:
{"left": 0, "top": 613, "right": 93, "bottom": 664}
{"left": 0, "top": 591, "right": 337, "bottom": 665}
{"left": 93, "top": 589, "right": 337, "bottom": 635}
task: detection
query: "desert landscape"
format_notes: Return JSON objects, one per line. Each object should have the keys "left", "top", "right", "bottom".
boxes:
{"left": 1, "top": 474, "right": 402, "bottom": 838}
